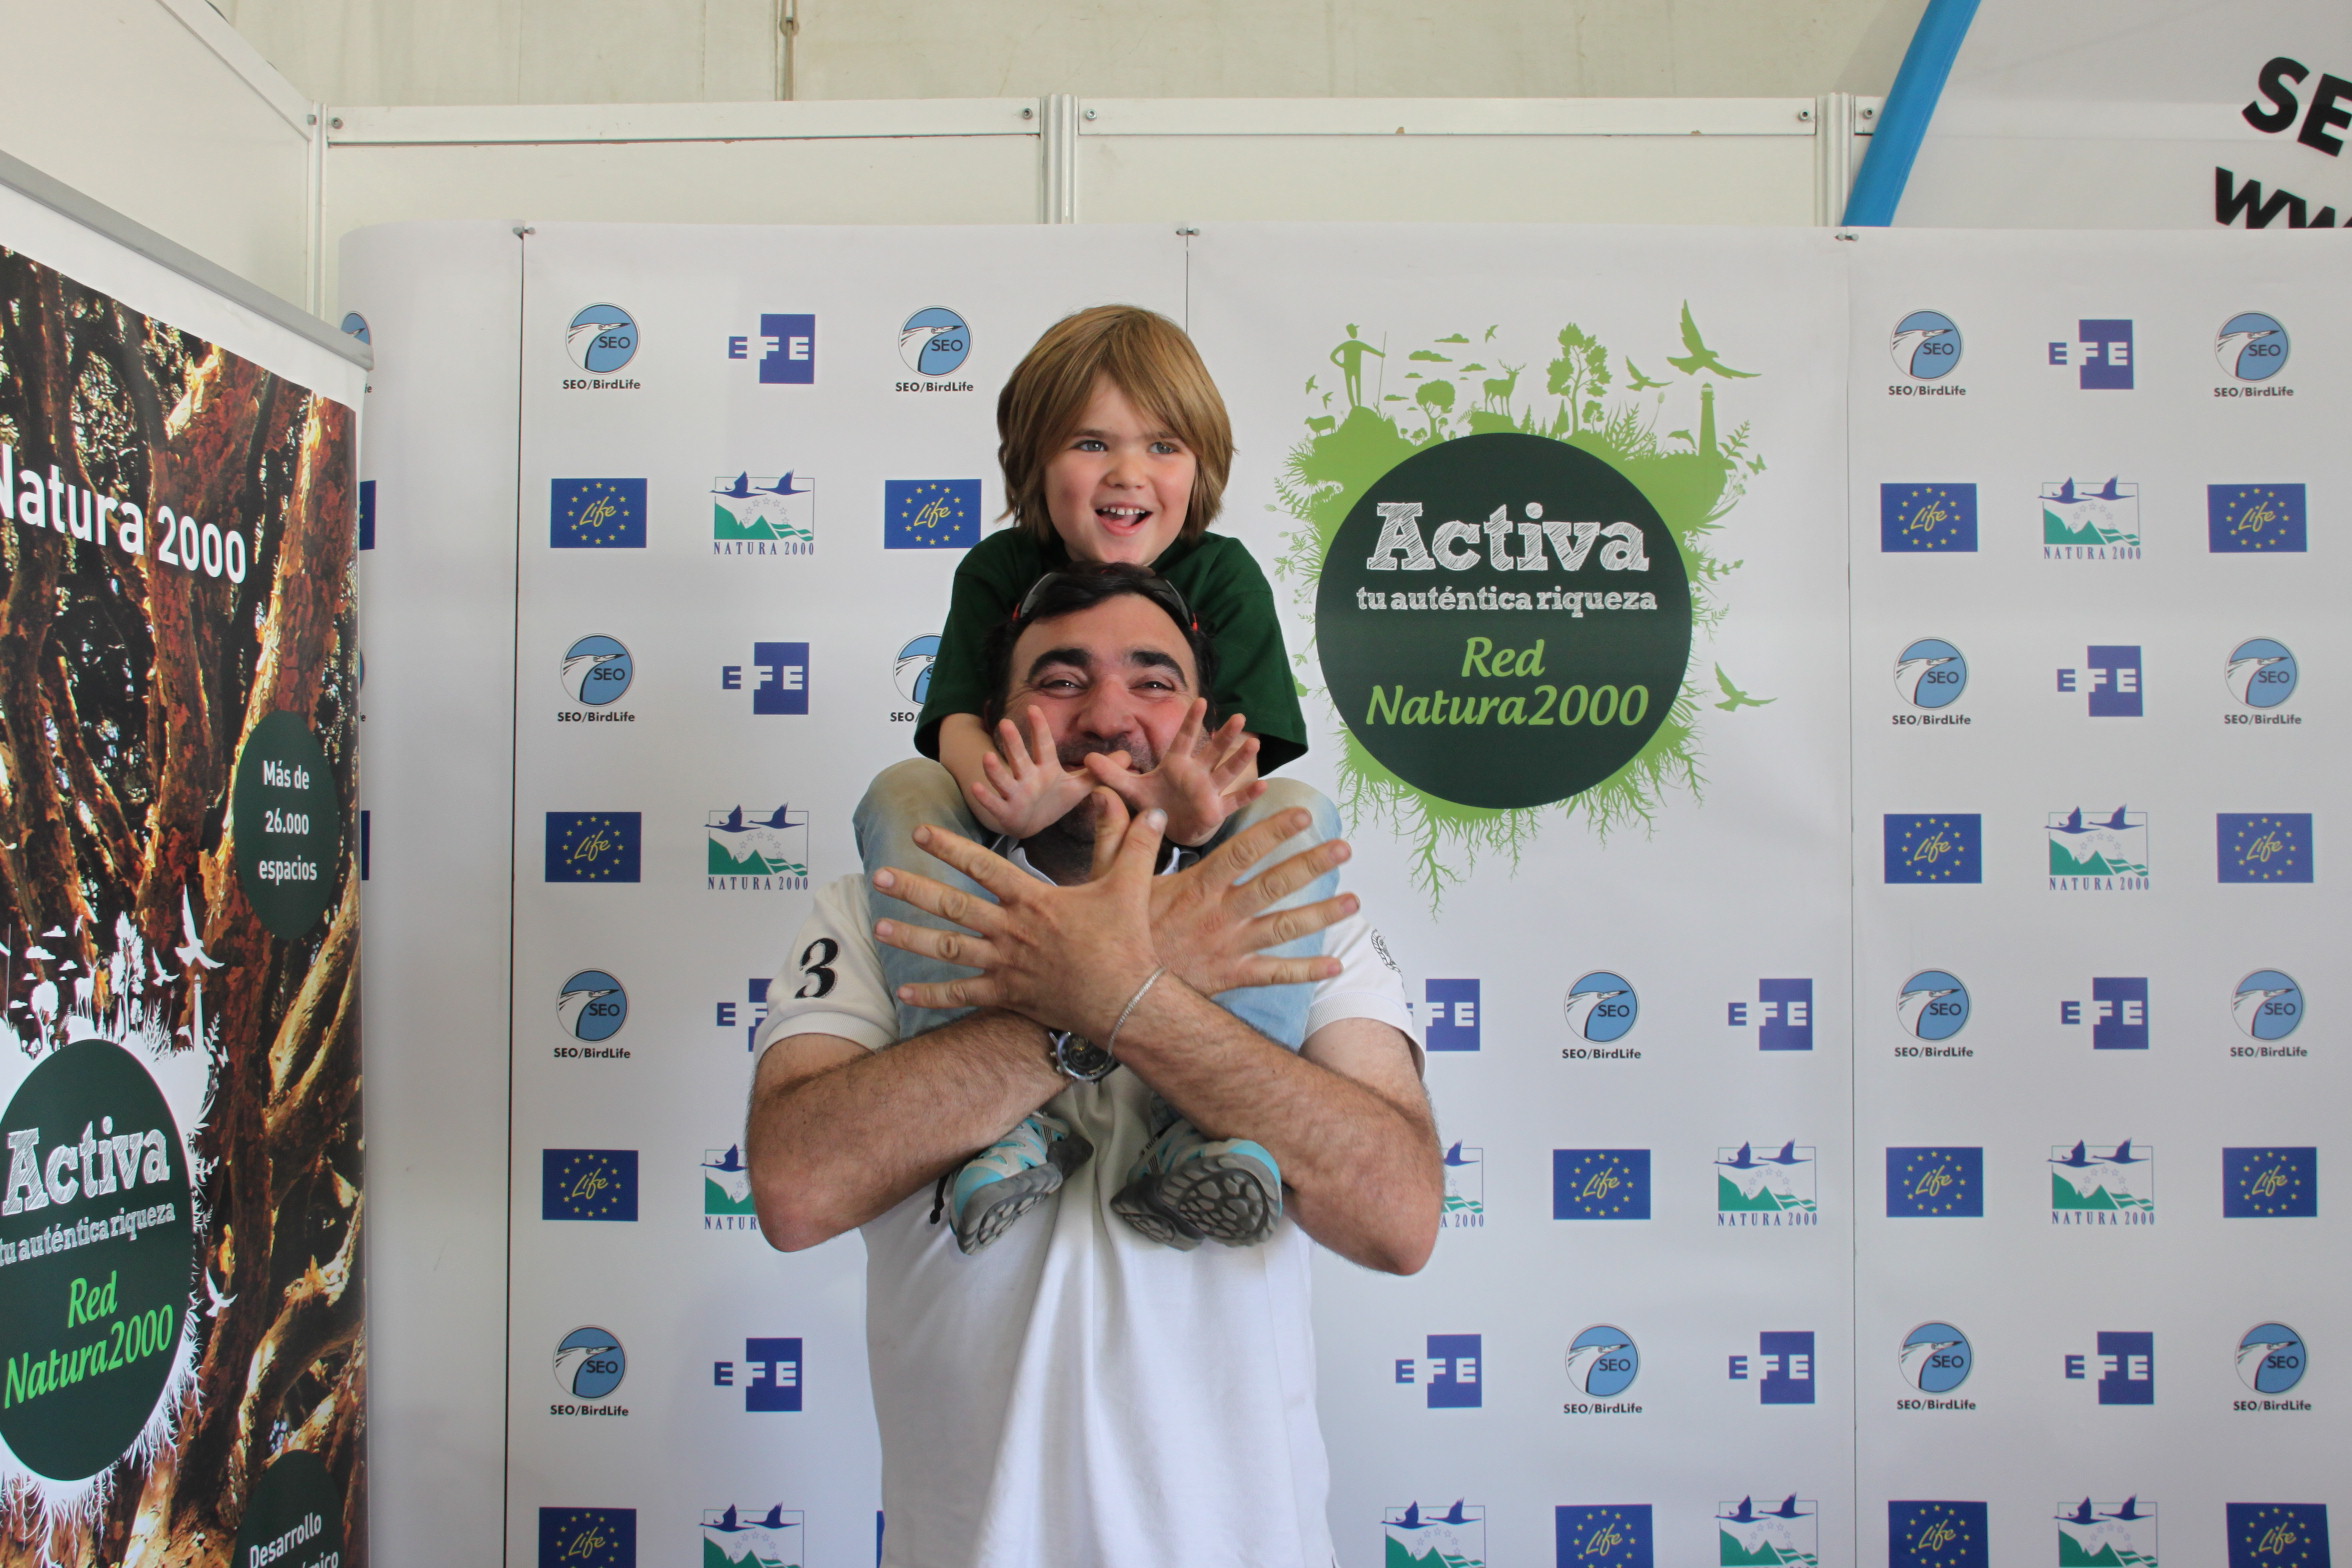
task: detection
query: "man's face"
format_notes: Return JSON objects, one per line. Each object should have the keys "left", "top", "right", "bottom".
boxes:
{"left": 1001, "top": 592, "right": 1199, "bottom": 778}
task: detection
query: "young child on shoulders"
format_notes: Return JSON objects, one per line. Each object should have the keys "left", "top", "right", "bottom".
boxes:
{"left": 854, "top": 304, "right": 1336, "bottom": 1255}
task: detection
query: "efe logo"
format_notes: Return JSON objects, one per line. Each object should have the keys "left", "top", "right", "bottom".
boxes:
{"left": 723, "top": 643, "right": 809, "bottom": 715}
{"left": 729, "top": 315, "right": 814, "bottom": 383}
{"left": 714, "top": 1338, "right": 802, "bottom": 1410}
{"left": 2056, "top": 646, "right": 2142, "bottom": 716}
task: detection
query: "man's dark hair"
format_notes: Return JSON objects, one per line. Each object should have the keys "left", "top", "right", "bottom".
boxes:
{"left": 980, "top": 562, "right": 1219, "bottom": 727}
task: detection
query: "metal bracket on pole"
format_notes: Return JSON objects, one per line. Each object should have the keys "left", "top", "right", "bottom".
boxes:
{"left": 1039, "top": 94, "right": 1078, "bottom": 223}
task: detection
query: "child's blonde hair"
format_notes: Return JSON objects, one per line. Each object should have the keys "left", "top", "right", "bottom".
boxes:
{"left": 996, "top": 305, "right": 1233, "bottom": 544}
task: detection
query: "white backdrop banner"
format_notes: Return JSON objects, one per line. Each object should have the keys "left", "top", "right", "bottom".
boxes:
{"left": 344, "top": 220, "right": 2345, "bottom": 1568}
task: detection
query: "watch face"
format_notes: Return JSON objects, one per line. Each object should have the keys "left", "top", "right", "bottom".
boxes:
{"left": 1055, "top": 1034, "right": 1117, "bottom": 1082}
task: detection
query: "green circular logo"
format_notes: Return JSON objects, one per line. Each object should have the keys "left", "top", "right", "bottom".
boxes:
{"left": 232, "top": 712, "right": 342, "bottom": 939}
{"left": 0, "top": 1040, "right": 195, "bottom": 1481}
{"left": 1316, "top": 432, "right": 1693, "bottom": 809}
{"left": 231, "top": 1448, "right": 346, "bottom": 1568}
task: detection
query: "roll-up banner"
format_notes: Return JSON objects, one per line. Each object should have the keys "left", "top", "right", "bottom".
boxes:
{"left": 0, "top": 182, "right": 368, "bottom": 1565}
{"left": 346, "top": 219, "right": 2343, "bottom": 1568}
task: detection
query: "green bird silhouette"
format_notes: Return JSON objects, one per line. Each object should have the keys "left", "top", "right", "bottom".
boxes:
{"left": 1713, "top": 664, "right": 1775, "bottom": 711}
{"left": 1667, "top": 303, "right": 1758, "bottom": 378}
{"left": 1624, "top": 357, "right": 1670, "bottom": 391}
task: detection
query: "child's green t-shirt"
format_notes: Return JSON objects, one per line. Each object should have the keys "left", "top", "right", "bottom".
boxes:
{"left": 913, "top": 529, "right": 1309, "bottom": 772}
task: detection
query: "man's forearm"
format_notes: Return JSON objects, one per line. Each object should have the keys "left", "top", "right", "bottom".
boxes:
{"left": 747, "top": 1009, "right": 1065, "bottom": 1251}
{"left": 1110, "top": 981, "right": 1441, "bottom": 1273}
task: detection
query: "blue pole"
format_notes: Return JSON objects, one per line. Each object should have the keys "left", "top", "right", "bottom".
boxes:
{"left": 1842, "top": 0, "right": 1983, "bottom": 225}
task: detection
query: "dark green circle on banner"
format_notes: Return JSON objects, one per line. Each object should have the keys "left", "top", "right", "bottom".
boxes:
{"left": 232, "top": 712, "right": 342, "bottom": 939}
{"left": 0, "top": 1040, "right": 195, "bottom": 1481}
{"left": 1316, "top": 432, "right": 1693, "bottom": 809}
{"left": 231, "top": 1449, "right": 346, "bottom": 1568}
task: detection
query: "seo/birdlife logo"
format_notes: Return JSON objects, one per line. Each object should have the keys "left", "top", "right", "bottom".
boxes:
{"left": 1897, "top": 971, "right": 1969, "bottom": 1048}
{"left": 2237, "top": 1324, "right": 2308, "bottom": 1397}
{"left": 560, "top": 635, "right": 635, "bottom": 716}
{"left": 2227, "top": 639, "right": 2298, "bottom": 711}
{"left": 1565, "top": 1325, "right": 1640, "bottom": 1402}
{"left": 1898, "top": 1323, "right": 1973, "bottom": 1399}
{"left": 566, "top": 304, "right": 638, "bottom": 374}
{"left": 1395, "top": 1333, "right": 1482, "bottom": 1409}
{"left": 2065, "top": 1330, "right": 2155, "bottom": 1405}
{"left": 898, "top": 306, "right": 972, "bottom": 381}
{"left": 1727, "top": 1332, "right": 1815, "bottom": 1404}
{"left": 1894, "top": 639, "right": 1967, "bottom": 711}
{"left": 2234, "top": 971, "right": 2304, "bottom": 1046}
{"left": 552, "top": 1325, "right": 628, "bottom": 1407}
{"left": 556, "top": 970, "right": 628, "bottom": 1048}
{"left": 1890, "top": 311, "right": 1962, "bottom": 381}
{"left": 1563, "top": 973, "right": 1637, "bottom": 1051}
{"left": 2217, "top": 312, "right": 2290, "bottom": 381}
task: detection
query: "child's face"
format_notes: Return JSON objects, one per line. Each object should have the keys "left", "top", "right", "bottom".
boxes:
{"left": 1041, "top": 376, "right": 1194, "bottom": 565}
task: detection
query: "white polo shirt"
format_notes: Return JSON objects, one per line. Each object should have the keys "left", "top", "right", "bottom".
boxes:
{"left": 759, "top": 871, "right": 1413, "bottom": 1568}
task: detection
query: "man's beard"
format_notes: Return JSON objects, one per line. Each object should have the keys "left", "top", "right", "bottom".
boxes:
{"left": 1023, "top": 725, "right": 1158, "bottom": 882}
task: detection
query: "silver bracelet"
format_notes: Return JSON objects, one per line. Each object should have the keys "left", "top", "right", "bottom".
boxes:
{"left": 1104, "top": 965, "right": 1168, "bottom": 1057}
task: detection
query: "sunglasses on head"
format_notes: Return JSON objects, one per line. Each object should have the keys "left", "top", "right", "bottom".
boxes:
{"left": 1013, "top": 570, "right": 1199, "bottom": 633}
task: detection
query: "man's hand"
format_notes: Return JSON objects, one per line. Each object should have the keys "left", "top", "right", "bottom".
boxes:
{"left": 872, "top": 795, "right": 1169, "bottom": 1038}
{"left": 966, "top": 707, "right": 1098, "bottom": 839}
{"left": 1085, "top": 792, "right": 1353, "bottom": 999}
{"left": 1081, "top": 700, "right": 1265, "bottom": 847}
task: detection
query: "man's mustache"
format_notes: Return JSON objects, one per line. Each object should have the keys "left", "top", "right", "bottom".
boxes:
{"left": 1057, "top": 731, "right": 1156, "bottom": 774}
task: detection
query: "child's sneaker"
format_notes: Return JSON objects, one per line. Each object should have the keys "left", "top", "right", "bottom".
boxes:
{"left": 1110, "top": 1116, "right": 1282, "bottom": 1248}
{"left": 949, "top": 1112, "right": 1092, "bottom": 1255}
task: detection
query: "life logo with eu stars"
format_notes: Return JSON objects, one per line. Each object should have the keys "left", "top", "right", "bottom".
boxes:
{"left": 1315, "top": 431, "right": 1692, "bottom": 811}
{"left": 2217, "top": 813, "right": 2312, "bottom": 883}
{"left": 551, "top": 479, "right": 647, "bottom": 549}
{"left": 884, "top": 479, "right": 981, "bottom": 550}
{"left": 1888, "top": 1500, "right": 1986, "bottom": 1568}
{"left": 1884, "top": 814, "right": 1980, "bottom": 883}
{"left": 2210, "top": 484, "right": 2307, "bottom": 553}
{"left": 545, "top": 812, "right": 642, "bottom": 882}
{"left": 1886, "top": 1147, "right": 1982, "bottom": 1217}
{"left": 565, "top": 305, "right": 638, "bottom": 374}
{"left": 538, "top": 1507, "right": 634, "bottom": 1568}
{"left": 1890, "top": 310, "right": 1962, "bottom": 380}
{"left": 2223, "top": 1147, "right": 2317, "bottom": 1218}
{"left": 541, "top": 1149, "right": 638, "bottom": 1221}
{"left": 1879, "top": 483, "right": 1976, "bottom": 552}
{"left": 2226, "top": 1503, "right": 2331, "bottom": 1568}
{"left": 1553, "top": 1149, "right": 1650, "bottom": 1219}
{"left": 1555, "top": 1505, "right": 1652, "bottom": 1568}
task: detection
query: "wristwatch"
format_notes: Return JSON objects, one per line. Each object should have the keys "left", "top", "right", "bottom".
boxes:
{"left": 1047, "top": 1030, "right": 1118, "bottom": 1083}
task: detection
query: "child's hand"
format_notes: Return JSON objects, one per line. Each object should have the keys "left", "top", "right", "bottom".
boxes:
{"left": 967, "top": 708, "right": 1096, "bottom": 840}
{"left": 1082, "top": 700, "right": 1265, "bottom": 847}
